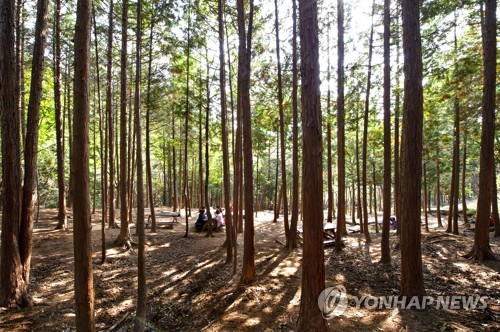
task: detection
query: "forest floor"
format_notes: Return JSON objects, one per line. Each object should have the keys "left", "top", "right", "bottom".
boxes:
{"left": 0, "top": 208, "right": 499, "bottom": 331}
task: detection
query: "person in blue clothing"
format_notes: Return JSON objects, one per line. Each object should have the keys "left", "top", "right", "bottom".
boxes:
{"left": 195, "top": 207, "right": 208, "bottom": 231}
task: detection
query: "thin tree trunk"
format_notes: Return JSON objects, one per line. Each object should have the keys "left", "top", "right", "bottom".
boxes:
{"left": 289, "top": 0, "right": 299, "bottom": 250}
{"left": 204, "top": 46, "right": 213, "bottom": 238}
{"left": 423, "top": 162, "right": 429, "bottom": 232}
{"left": 274, "top": 0, "right": 289, "bottom": 244}
{"left": 493, "top": 166, "right": 499, "bottom": 237}
{"left": 373, "top": 163, "right": 379, "bottom": 234}
{"left": 54, "top": 0, "right": 67, "bottom": 230}
{"left": 326, "top": 23, "right": 333, "bottom": 225}
{"left": 355, "top": 113, "right": 361, "bottom": 227}
{"left": 461, "top": 128, "right": 468, "bottom": 223}
{"left": 146, "top": 18, "right": 156, "bottom": 233}
{"left": 394, "top": 2, "right": 401, "bottom": 236}
{"left": 361, "top": 0, "right": 375, "bottom": 244}
{"left": 117, "top": 0, "right": 131, "bottom": 247}
{"left": 273, "top": 133, "right": 279, "bottom": 223}
{"left": 134, "top": 0, "right": 146, "bottom": 327}
{"left": 436, "top": 155, "right": 443, "bottom": 227}
{"left": 237, "top": 0, "right": 256, "bottom": 284}
{"left": 218, "top": 0, "right": 233, "bottom": 263}
{"left": 106, "top": 0, "right": 116, "bottom": 229}
{"left": 380, "top": 0, "right": 391, "bottom": 263}
{"left": 335, "top": 0, "right": 346, "bottom": 252}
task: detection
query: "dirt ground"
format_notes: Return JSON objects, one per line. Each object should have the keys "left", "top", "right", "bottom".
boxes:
{"left": 0, "top": 208, "right": 499, "bottom": 331}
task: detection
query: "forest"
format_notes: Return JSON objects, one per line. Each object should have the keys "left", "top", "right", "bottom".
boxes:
{"left": 0, "top": 0, "right": 498, "bottom": 330}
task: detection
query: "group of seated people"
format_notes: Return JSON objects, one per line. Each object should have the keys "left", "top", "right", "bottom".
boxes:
{"left": 195, "top": 206, "right": 225, "bottom": 231}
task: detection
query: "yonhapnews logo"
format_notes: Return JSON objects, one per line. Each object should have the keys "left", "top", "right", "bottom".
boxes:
{"left": 318, "top": 285, "right": 488, "bottom": 319}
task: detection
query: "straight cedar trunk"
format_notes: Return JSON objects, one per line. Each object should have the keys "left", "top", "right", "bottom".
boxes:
{"left": 15, "top": 0, "right": 23, "bottom": 145}
{"left": 236, "top": 0, "right": 256, "bottom": 284}
{"left": 106, "top": 0, "right": 116, "bottom": 229}
{"left": 361, "top": 0, "right": 375, "bottom": 244}
{"left": 335, "top": 0, "right": 346, "bottom": 252}
{"left": 117, "top": 0, "right": 131, "bottom": 247}
{"left": 0, "top": 0, "right": 26, "bottom": 307}
{"left": 218, "top": 0, "right": 233, "bottom": 263}
{"left": 464, "top": 0, "right": 496, "bottom": 261}
{"left": 400, "top": 0, "right": 425, "bottom": 297}
{"left": 394, "top": 3, "right": 401, "bottom": 235}
{"left": 204, "top": 48, "right": 214, "bottom": 239}
{"left": 19, "top": 0, "right": 49, "bottom": 300}
{"left": 289, "top": 0, "right": 298, "bottom": 250}
{"left": 296, "top": 0, "right": 327, "bottom": 330}
{"left": 92, "top": 6, "right": 106, "bottom": 263}
{"left": 54, "top": 0, "right": 67, "bottom": 230}
{"left": 423, "top": 162, "right": 429, "bottom": 232}
{"left": 146, "top": 19, "right": 156, "bottom": 233}
{"left": 326, "top": 24, "right": 333, "bottom": 225}
{"left": 451, "top": 21, "right": 461, "bottom": 235}
{"left": 273, "top": 134, "right": 279, "bottom": 223}
{"left": 198, "top": 74, "right": 203, "bottom": 209}
{"left": 355, "top": 112, "right": 362, "bottom": 227}
{"left": 172, "top": 114, "right": 178, "bottom": 212}
{"left": 372, "top": 164, "right": 379, "bottom": 234}
{"left": 274, "top": 0, "right": 289, "bottom": 244}
{"left": 380, "top": 0, "right": 391, "bottom": 264}
{"left": 72, "top": 0, "right": 95, "bottom": 326}
{"left": 134, "top": 0, "right": 146, "bottom": 327}
{"left": 436, "top": 156, "right": 443, "bottom": 227}
{"left": 461, "top": 129, "right": 468, "bottom": 222}
{"left": 184, "top": 0, "right": 191, "bottom": 238}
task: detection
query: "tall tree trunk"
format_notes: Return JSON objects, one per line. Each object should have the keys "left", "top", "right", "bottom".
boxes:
{"left": 461, "top": 128, "right": 468, "bottom": 223}
{"left": 15, "top": 0, "right": 23, "bottom": 146}
{"left": 355, "top": 112, "right": 361, "bottom": 227}
{"left": 218, "top": 0, "right": 233, "bottom": 263}
{"left": 237, "top": 0, "right": 256, "bottom": 284}
{"left": 117, "top": 0, "right": 131, "bottom": 246}
{"left": 106, "top": 0, "right": 116, "bottom": 229}
{"left": 436, "top": 155, "right": 443, "bottom": 227}
{"left": 326, "top": 22, "right": 333, "bottom": 225}
{"left": 335, "top": 0, "right": 346, "bottom": 252}
{"left": 172, "top": 114, "right": 178, "bottom": 211}
{"left": 296, "top": 0, "right": 327, "bottom": 329}
{"left": 400, "top": 0, "right": 425, "bottom": 297}
{"left": 198, "top": 73, "right": 204, "bottom": 209}
{"left": 394, "top": 2, "right": 401, "bottom": 236}
{"left": 289, "top": 0, "right": 298, "bottom": 250}
{"left": 464, "top": 0, "right": 496, "bottom": 261}
{"left": 0, "top": 0, "right": 25, "bottom": 308}
{"left": 146, "top": 18, "right": 156, "bottom": 233}
{"left": 92, "top": 6, "right": 106, "bottom": 263}
{"left": 380, "top": 0, "right": 391, "bottom": 264}
{"left": 373, "top": 163, "right": 379, "bottom": 234}
{"left": 204, "top": 47, "right": 213, "bottom": 239}
{"left": 72, "top": 0, "right": 95, "bottom": 326}
{"left": 361, "top": 0, "right": 375, "bottom": 244}
{"left": 423, "top": 162, "right": 429, "bottom": 232}
{"left": 273, "top": 133, "right": 279, "bottom": 223}
{"left": 134, "top": 0, "right": 146, "bottom": 328}
{"left": 183, "top": 0, "right": 191, "bottom": 238}
{"left": 19, "top": 0, "right": 49, "bottom": 303}
{"left": 274, "top": 0, "right": 289, "bottom": 244}
{"left": 54, "top": 0, "right": 67, "bottom": 230}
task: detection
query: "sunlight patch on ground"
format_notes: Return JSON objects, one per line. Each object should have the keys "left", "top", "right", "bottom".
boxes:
{"left": 243, "top": 317, "right": 261, "bottom": 327}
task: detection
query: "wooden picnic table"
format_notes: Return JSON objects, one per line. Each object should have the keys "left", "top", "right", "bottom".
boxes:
{"left": 297, "top": 223, "right": 344, "bottom": 247}
{"left": 146, "top": 211, "right": 181, "bottom": 228}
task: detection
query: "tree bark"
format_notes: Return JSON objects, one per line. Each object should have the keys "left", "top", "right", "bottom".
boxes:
{"left": 326, "top": 23, "right": 333, "bottom": 226}
{"left": 237, "top": 0, "right": 256, "bottom": 284}
{"left": 183, "top": 0, "right": 191, "bottom": 238}
{"left": 335, "top": 0, "right": 346, "bottom": 252}
{"left": 134, "top": 0, "right": 146, "bottom": 328}
{"left": 493, "top": 167, "right": 499, "bottom": 237}
{"left": 19, "top": 0, "right": 49, "bottom": 303}
{"left": 423, "top": 162, "right": 429, "bottom": 232}
{"left": 289, "top": 0, "right": 298, "bottom": 250}
{"left": 0, "top": 0, "right": 26, "bottom": 308}
{"left": 296, "top": 0, "right": 327, "bottom": 330}
{"left": 361, "top": 0, "right": 375, "bottom": 244}
{"left": 274, "top": 0, "right": 289, "bottom": 244}
{"left": 117, "top": 0, "right": 131, "bottom": 247}
{"left": 380, "top": 0, "right": 391, "bottom": 264}
{"left": 106, "top": 0, "right": 116, "bottom": 229}
{"left": 400, "top": 0, "right": 425, "bottom": 297}
{"left": 394, "top": 2, "right": 401, "bottom": 236}
{"left": 72, "top": 0, "right": 96, "bottom": 325}
{"left": 464, "top": 0, "right": 496, "bottom": 261}
{"left": 436, "top": 155, "right": 443, "bottom": 227}
{"left": 461, "top": 128, "right": 468, "bottom": 223}
{"left": 146, "top": 18, "right": 156, "bottom": 233}
{"left": 218, "top": 0, "right": 233, "bottom": 263}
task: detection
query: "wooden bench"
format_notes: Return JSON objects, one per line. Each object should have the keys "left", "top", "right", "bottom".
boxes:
{"left": 297, "top": 224, "right": 346, "bottom": 247}
{"left": 146, "top": 211, "right": 181, "bottom": 228}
